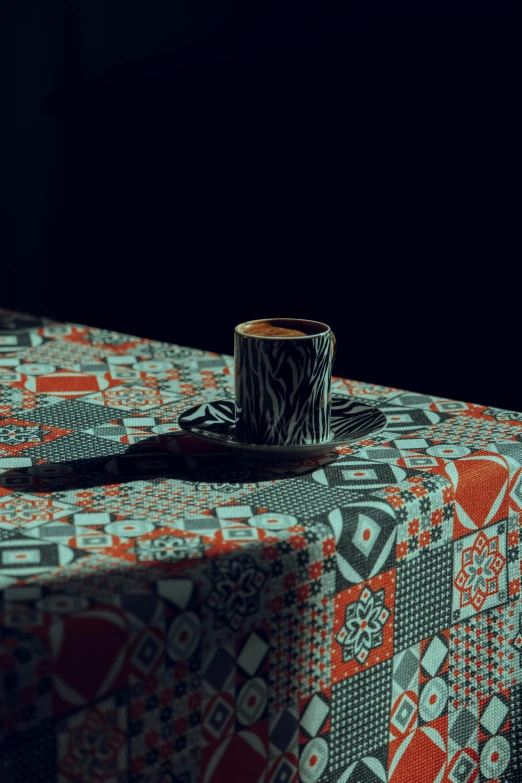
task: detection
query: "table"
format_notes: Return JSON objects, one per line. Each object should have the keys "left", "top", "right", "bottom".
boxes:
{"left": 1, "top": 308, "right": 521, "bottom": 783}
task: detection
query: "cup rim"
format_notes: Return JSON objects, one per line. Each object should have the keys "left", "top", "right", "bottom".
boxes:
{"left": 234, "top": 317, "right": 331, "bottom": 340}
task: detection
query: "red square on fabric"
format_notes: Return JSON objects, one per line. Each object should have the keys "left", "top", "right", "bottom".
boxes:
{"left": 331, "top": 568, "right": 395, "bottom": 684}
{"left": 35, "top": 375, "right": 100, "bottom": 394}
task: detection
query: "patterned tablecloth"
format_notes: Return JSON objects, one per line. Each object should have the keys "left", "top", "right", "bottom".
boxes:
{"left": 1, "top": 309, "right": 522, "bottom": 783}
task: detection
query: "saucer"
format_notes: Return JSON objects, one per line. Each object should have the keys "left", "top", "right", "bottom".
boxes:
{"left": 177, "top": 396, "right": 387, "bottom": 459}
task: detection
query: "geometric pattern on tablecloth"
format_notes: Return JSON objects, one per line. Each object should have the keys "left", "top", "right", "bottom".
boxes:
{"left": 0, "top": 720, "right": 56, "bottom": 783}
{"left": 28, "top": 433, "right": 128, "bottom": 461}
{"left": 51, "top": 481, "right": 160, "bottom": 512}
{"left": 388, "top": 719, "right": 447, "bottom": 782}
{"left": 449, "top": 599, "right": 519, "bottom": 707}
{"left": 374, "top": 405, "right": 441, "bottom": 436}
{"left": 509, "top": 466, "right": 522, "bottom": 511}
{"left": 0, "top": 624, "right": 53, "bottom": 736}
{"left": 0, "top": 419, "right": 72, "bottom": 458}
{"left": 493, "top": 441, "right": 522, "bottom": 470}
{"left": 56, "top": 690, "right": 128, "bottom": 783}
{"left": 417, "top": 414, "right": 522, "bottom": 449}
{"left": 328, "top": 659, "right": 392, "bottom": 774}
{"left": 0, "top": 529, "right": 87, "bottom": 581}
{"left": 390, "top": 473, "right": 454, "bottom": 562}
{"left": 247, "top": 479, "right": 353, "bottom": 519}
{"left": 510, "top": 591, "right": 522, "bottom": 686}
{"left": 264, "top": 531, "right": 336, "bottom": 642}
{"left": 483, "top": 407, "right": 522, "bottom": 425}
{"left": 19, "top": 333, "right": 105, "bottom": 365}
{"left": 0, "top": 492, "right": 76, "bottom": 529}
{"left": 154, "top": 753, "right": 202, "bottom": 783}
{"left": 24, "top": 399, "right": 123, "bottom": 428}
{"left": 174, "top": 504, "right": 312, "bottom": 543}
{"left": 44, "top": 601, "right": 129, "bottom": 717}
{"left": 201, "top": 721, "right": 269, "bottom": 780}
{"left": 0, "top": 388, "right": 63, "bottom": 419}
{"left": 108, "top": 478, "right": 264, "bottom": 524}
{"left": 201, "top": 643, "right": 236, "bottom": 696}
{"left": 18, "top": 552, "right": 168, "bottom": 603}
{"left": 417, "top": 675, "right": 449, "bottom": 730}
{"left": 328, "top": 502, "right": 397, "bottom": 589}
{"left": 124, "top": 589, "right": 167, "bottom": 680}
{"left": 18, "top": 369, "right": 115, "bottom": 402}
{"left": 476, "top": 688, "right": 516, "bottom": 783}
{"left": 130, "top": 665, "right": 202, "bottom": 777}
{"left": 478, "top": 691, "right": 510, "bottom": 739}
{"left": 478, "top": 733, "right": 513, "bottom": 781}
{"left": 266, "top": 753, "right": 300, "bottom": 783}
{"left": 330, "top": 378, "right": 398, "bottom": 404}
{"left": 394, "top": 542, "right": 453, "bottom": 651}
{"left": 444, "top": 451, "right": 511, "bottom": 537}
{"left": 234, "top": 629, "right": 270, "bottom": 735}
{"left": 268, "top": 593, "right": 333, "bottom": 711}
{"left": 344, "top": 444, "right": 404, "bottom": 466}
{"left": 392, "top": 633, "right": 448, "bottom": 744}
{"left": 203, "top": 553, "right": 268, "bottom": 633}
{"left": 201, "top": 689, "right": 236, "bottom": 750}
{"left": 451, "top": 520, "right": 508, "bottom": 622}
{"left": 5, "top": 310, "right": 522, "bottom": 783}
{"left": 384, "top": 392, "right": 462, "bottom": 410}
{"left": 507, "top": 511, "right": 522, "bottom": 600}
{"left": 55, "top": 478, "right": 258, "bottom": 529}
{"left": 308, "top": 458, "right": 408, "bottom": 491}
{"left": 0, "top": 332, "right": 42, "bottom": 360}
{"left": 264, "top": 524, "right": 335, "bottom": 578}
{"left": 298, "top": 733, "right": 330, "bottom": 782}
{"left": 505, "top": 682, "right": 522, "bottom": 781}
{"left": 268, "top": 704, "right": 298, "bottom": 761}
{"left": 79, "top": 386, "right": 180, "bottom": 413}
{"left": 299, "top": 690, "right": 330, "bottom": 745}
{"left": 420, "top": 631, "right": 449, "bottom": 681}
{"left": 327, "top": 745, "right": 388, "bottom": 783}
{"left": 389, "top": 644, "right": 420, "bottom": 740}
{"left": 447, "top": 697, "right": 479, "bottom": 780}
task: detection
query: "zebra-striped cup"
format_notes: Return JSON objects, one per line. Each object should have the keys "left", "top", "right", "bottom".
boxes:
{"left": 234, "top": 318, "right": 336, "bottom": 446}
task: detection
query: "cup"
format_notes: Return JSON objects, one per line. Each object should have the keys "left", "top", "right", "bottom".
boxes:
{"left": 234, "top": 318, "right": 336, "bottom": 446}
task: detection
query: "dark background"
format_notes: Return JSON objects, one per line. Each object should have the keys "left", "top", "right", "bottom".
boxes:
{"left": 3, "top": 1, "right": 520, "bottom": 409}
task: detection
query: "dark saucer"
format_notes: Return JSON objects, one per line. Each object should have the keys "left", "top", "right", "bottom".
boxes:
{"left": 178, "top": 396, "right": 387, "bottom": 459}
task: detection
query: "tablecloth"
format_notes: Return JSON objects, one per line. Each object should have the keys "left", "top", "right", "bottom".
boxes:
{"left": 1, "top": 308, "right": 522, "bottom": 783}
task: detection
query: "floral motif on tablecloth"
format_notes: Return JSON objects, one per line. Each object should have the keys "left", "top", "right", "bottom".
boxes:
{"left": 205, "top": 554, "right": 267, "bottom": 631}
{"left": 135, "top": 534, "right": 204, "bottom": 563}
{"left": 454, "top": 530, "right": 506, "bottom": 612}
{"left": 0, "top": 418, "right": 72, "bottom": 456}
{"left": 335, "top": 584, "right": 390, "bottom": 665}
{"left": 0, "top": 424, "right": 42, "bottom": 446}
{"left": 58, "top": 706, "right": 126, "bottom": 780}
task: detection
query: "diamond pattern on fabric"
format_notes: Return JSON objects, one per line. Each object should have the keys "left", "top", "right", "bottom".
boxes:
{"left": 328, "top": 660, "right": 392, "bottom": 774}
{"left": 24, "top": 399, "right": 120, "bottom": 428}
{"left": 248, "top": 480, "right": 345, "bottom": 519}
{"left": 419, "top": 415, "right": 522, "bottom": 449}
{"left": 268, "top": 597, "right": 333, "bottom": 711}
{"left": 394, "top": 543, "right": 453, "bottom": 651}
{"left": 449, "top": 600, "right": 519, "bottom": 705}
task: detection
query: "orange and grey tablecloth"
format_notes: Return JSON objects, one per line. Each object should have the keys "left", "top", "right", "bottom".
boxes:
{"left": 1, "top": 308, "right": 521, "bottom": 782}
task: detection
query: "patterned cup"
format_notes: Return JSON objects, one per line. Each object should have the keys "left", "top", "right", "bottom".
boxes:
{"left": 234, "top": 318, "right": 337, "bottom": 446}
